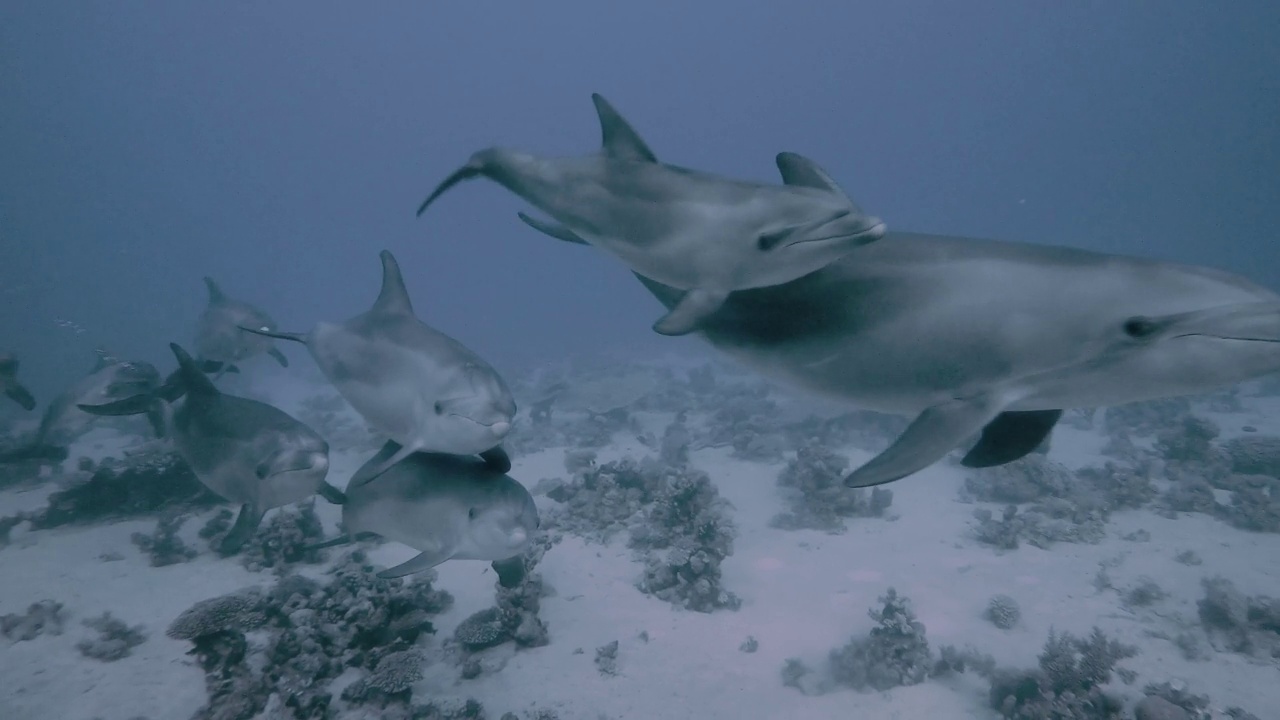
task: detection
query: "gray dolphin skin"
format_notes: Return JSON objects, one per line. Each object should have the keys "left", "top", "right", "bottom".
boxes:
{"left": 195, "top": 276, "right": 290, "bottom": 377}
{"left": 0, "top": 352, "right": 35, "bottom": 411}
{"left": 77, "top": 343, "right": 344, "bottom": 554}
{"left": 632, "top": 231, "right": 1280, "bottom": 489}
{"left": 237, "top": 250, "right": 517, "bottom": 489}
{"left": 416, "top": 93, "right": 888, "bottom": 336}
{"left": 0, "top": 350, "right": 165, "bottom": 462}
{"left": 329, "top": 442, "right": 539, "bottom": 585}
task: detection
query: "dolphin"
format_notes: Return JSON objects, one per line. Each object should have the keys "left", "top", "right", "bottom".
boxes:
{"left": 78, "top": 343, "right": 343, "bottom": 554}
{"left": 238, "top": 250, "right": 518, "bottom": 490}
{"left": 630, "top": 229, "right": 1280, "bottom": 488}
{"left": 0, "top": 353, "right": 35, "bottom": 411}
{"left": 195, "top": 277, "right": 290, "bottom": 377}
{"left": 0, "top": 349, "right": 165, "bottom": 463}
{"left": 319, "top": 442, "right": 539, "bottom": 585}
{"left": 416, "top": 93, "right": 888, "bottom": 336}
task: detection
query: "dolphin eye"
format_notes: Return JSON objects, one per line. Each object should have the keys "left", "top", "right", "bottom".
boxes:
{"left": 434, "top": 401, "right": 444, "bottom": 415}
{"left": 1122, "top": 317, "right": 1159, "bottom": 339}
{"left": 757, "top": 230, "right": 787, "bottom": 252}
{"left": 468, "top": 507, "right": 478, "bottom": 520}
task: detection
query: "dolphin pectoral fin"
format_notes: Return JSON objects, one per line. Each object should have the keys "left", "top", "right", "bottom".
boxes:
{"left": 317, "top": 481, "right": 347, "bottom": 505}
{"left": 653, "top": 289, "right": 729, "bottom": 336}
{"left": 199, "top": 360, "right": 225, "bottom": 374}
{"left": 219, "top": 503, "right": 264, "bottom": 556}
{"left": 491, "top": 556, "right": 527, "bottom": 588}
{"left": 961, "top": 409, "right": 1063, "bottom": 468}
{"left": 5, "top": 384, "right": 36, "bottom": 411}
{"left": 144, "top": 405, "right": 167, "bottom": 439}
{"left": 377, "top": 549, "right": 452, "bottom": 579}
{"left": 256, "top": 448, "right": 321, "bottom": 480}
{"left": 268, "top": 347, "right": 289, "bottom": 368}
{"left": 77, "top": 395, "right": 155, "bottom": 417}
{"left": 516, "top": 212, "right": 590, "bottom": 245}
{"left": 479, "top": 445, "right": 512, "bottom": 474}
{"left": 347, "top": 439, "right": 414, "bottom": 490}
{"left": 844, "top": 397, "right": 1005, "bottom": 488}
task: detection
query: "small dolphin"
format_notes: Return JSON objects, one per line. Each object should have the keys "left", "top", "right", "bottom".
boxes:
{"left": 0, "top": 349, "right": 165, "bottom": 462}
{"left": 195, "top": 277, "right": 290, "bottom": 377}
{"left": 0, "top": 353, "right": 35, "bottom": 411}
{"left": 631, "top": 231, "right": 1280, "bottom": 489}
{"left": 78, "top": 343, "right": 343, "bottom": 554}
{"left": 238, "top": 250, "right": 517, "bottom": 489}
{"left": 320, "top": 442, "right": 539, "bottom": 585}
{"left": 416, "top": 93, "right": 888, "bottom": 336}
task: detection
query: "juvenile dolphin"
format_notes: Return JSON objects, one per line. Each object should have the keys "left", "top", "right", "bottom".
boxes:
{"left": 416, "top": 93, "right": 888, "bottom": 336}
{"left": 0, "top": 350, "right": 165, "bottom": 462}
{"left": 0, "top": 353, "right": 35, "bottom": 411}
{"left": 324, "top": 442, "right": 539, "bottom": 585}
{"left": 632, "top": 231, "right": 1280, "bottom": 488}
{"left": 238, "top": 250, "right": 517, "bottom": 489}
{"left": 195, "top": 277, "right": 290, "bottom": 376}
{"left": 78, "top": 343, "right": 343, "bottom": 554}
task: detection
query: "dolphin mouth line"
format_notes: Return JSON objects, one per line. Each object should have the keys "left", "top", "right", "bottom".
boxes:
{"left": 783, "top": 221, "right": 888, "bottom": 248}
{"left": 1173, "top": 333, "right": 1280, "bottom": 343}
{"left": 449, "top": 413, "right": 509, "bottom": 430}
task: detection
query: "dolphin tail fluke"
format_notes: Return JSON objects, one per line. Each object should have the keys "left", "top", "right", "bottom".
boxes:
{"left": 491, "top": 555, "right": 528, "bottom": 589}
{"left": 4, "top": 384, "right": 36, "bottom": 411}
{"left": 417, "top": 162, "right": 484, "bottom": 217}
{"left": 961, "top": 409, "right": 1062, "bottom": 468}
{"left": 317, "top": 481, "right": 347, "bottom": 506}
{"left": 237, "top": 326, "right": 308, "bottom": 345}
{"left": 844, "top": 396, "right": 1005, "bottom": 489}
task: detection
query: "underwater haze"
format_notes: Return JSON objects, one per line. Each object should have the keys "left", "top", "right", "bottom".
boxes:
{"left": 1, "top": 2, "right": 1279, "bottom": 720}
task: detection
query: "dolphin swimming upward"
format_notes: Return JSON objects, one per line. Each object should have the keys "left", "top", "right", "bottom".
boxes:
{"left": 417, "top": 93, "right": 887, "bottom": 336}
{"left": 631, "top": 230, "right": 1280, "bottom": 489}
{"left": 239, "top": 250, "right": 517, "bottom": 490}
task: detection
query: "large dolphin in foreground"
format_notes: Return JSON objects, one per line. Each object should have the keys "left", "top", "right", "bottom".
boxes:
{"left": 0, "top": 353, "right": 35, "bottom": 411}
{"left": 195, "top": 277, "right": 290, "bottom": 377}
{"left": 631, "top": 231, "right": 1280, "bottom": 488}
{"left": 0, "top": 350, "right": 165, "bottom": 463}
{"left": 417, "top": 93, "right": 887, "bottom": 336}
{"left": 79, "top": 343, "right": 343, "bottom": 553}
{"left": 317, "top": 442, "right": 539, "bottom": 586}
{"left": 238, "top": 250, "right": 517, "bottom": 489}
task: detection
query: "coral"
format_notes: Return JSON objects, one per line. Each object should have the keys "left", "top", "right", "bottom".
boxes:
{"left": 1156, "top": 416, "right": 1232, "bottom": 488}
{"left": 493, "top": 540, "right": 552, "bottom": 649}
{"left": 827, "top": 588, "right": 933, "bottom": 692}
{"left": 594, "top": 640, "right": 619, "bottom": 676}
{"left": 1, "top": 599, "right": 67, "bottom": 641}
{"left": 769, "top": 441, "right": 893, "bottom": 532}
{"left": 545, "top": 457, "right": 666, "bottom": 543}
{"left": 987, "top": 627, "right": 1136, "bottom": 720}
{"left": 28, "top": 443, "right": 219, "bottom": 530}
{"left": 739, "top": 636, "right": 759, "bottom": 653}
{"left": 340, "top": 649, "right": 426, "bottom": 706}
{"left": 169, "top": 552, "right": 454, "bottom": 718}
{"left": 233, "top": 501, "right": 329, "bottom": 571}
{"left": 1174, "top": 549, "right": 1203, "bottom": 566}
{"left": 131, "top": 511, "right": 199, "bottom": 566}
{"left": 658, "top": 413, "right": 692, "bottom": 466}
{"left": 1075, "top": 462, "right": 1158, "bottom": 511}
{"left": 1103, "top": 397, "right": 1190, "bottom": 437}
{"left": 1123, "top": 578, "right": 1168, "bottom": 608}
{"left": 1221, "top": 486, "right": 1280, "bottom": 533}
{"left": 454, "top": 608, "right": 509, "bottom": 652}
{"left": 1196, "top": 576, "right": 1280, "bottom": 659}
{"left": 1221, "top": 435, "right": 1280, "bottom": 476}
{"left": 76, "top": 612, "right": 148, "bottom": 661}
{"left": 964, "top": 457, "right": 1075, "bottom": 504}
{"left": 972, "top": 502, "right": 1108, "bottom": 551}
{"left": 782, "top": 410, "right": 907, "bottom": 455}
{"left": 984, "top": 595, "right": 1021, "bottom": 630}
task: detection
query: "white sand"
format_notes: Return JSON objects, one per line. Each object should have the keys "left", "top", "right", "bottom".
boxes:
{"left": 1, "top": 376, "right": 1278, "bottom": 720}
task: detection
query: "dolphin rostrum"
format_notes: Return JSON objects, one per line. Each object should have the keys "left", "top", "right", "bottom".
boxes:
{"left": 238, "top": 250, "right": 517, "bottom": 489}
{"left": 631, "top": 230, "right": 1280, "bottom": 488}
{"left": 416, "top": 93, "right": 887, "bottom": 336}
{"left": 78, "top": 343, "right": 343, "bottom": 554}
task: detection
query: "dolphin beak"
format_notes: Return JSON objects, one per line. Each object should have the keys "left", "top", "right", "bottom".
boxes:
{"left": 417, "top": 159, "right": 485, "bottom": 217}
{"left": 1171, "top": 301, "right": 1280, "bottom": 343}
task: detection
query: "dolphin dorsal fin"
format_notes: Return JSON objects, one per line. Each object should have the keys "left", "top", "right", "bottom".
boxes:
{"left": 372, "top": 250, "right": 414, "bottom": 316}
{"left": 168, "top": 343, "right": 220, "bottom": 399}
{"left": 591, "top": 94, "right": 657, "bottom": 163}
{"left": 203, "top": 276, "right": 226, "bottom": 303}
{"left": 775, "top": 152, "right": 861, "bottom": 209}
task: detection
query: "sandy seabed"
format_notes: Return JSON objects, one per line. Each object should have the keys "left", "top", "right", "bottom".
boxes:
{"left": 0, "top": 370, "right": 1277, "bottom": 720}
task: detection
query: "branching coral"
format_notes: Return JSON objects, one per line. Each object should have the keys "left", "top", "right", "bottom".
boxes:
{"left": 76, "top": 612, "right": 148, "bottom": 661}
{"left": 770, "top": 441, "right": 892, "bottom": 532}
{"left": 131, "top": 512, "right": 198, "bottom": 566}
{"left": 826, "top": 588, "right": 933, "bottom": 692}
{"left": 987, "top": 627, "right": 1136, "bottom": 720}
{"left": 1, "top": 599, "right": 67, "bottom": 641}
